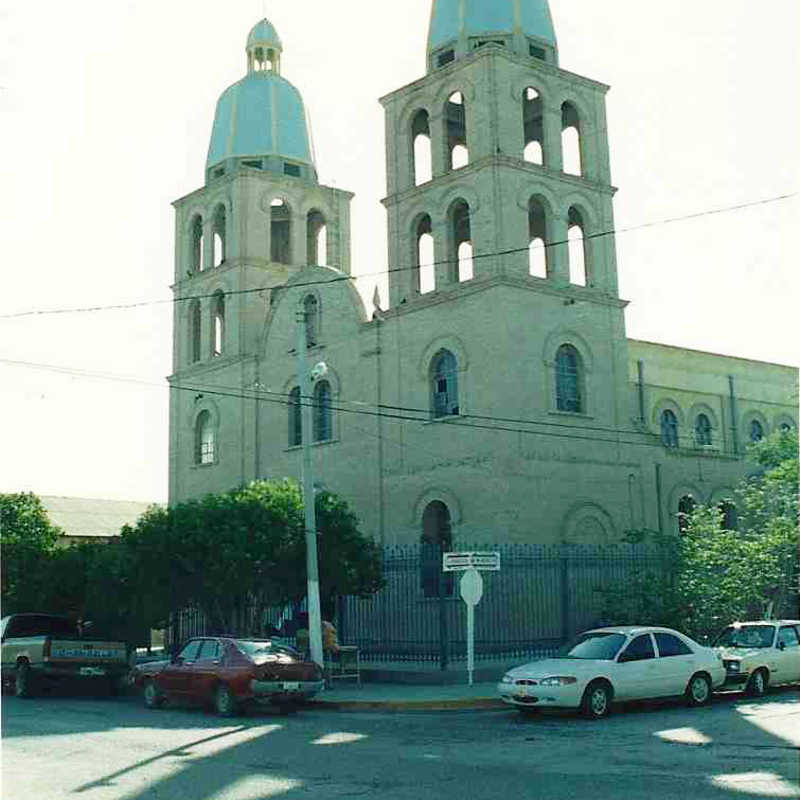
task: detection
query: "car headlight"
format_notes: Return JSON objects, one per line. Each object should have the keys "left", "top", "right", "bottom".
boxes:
{"left": 539, "top": 676, "right": 577, "bottom": 687}
{"left": 725, "top": 661, "right": 740, "bottom": 673}
{"left": 501, "top": 674, "right": 513, "bottom": 684}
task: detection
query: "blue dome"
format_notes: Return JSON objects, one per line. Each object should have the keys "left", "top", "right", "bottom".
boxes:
{"left": 428, "top": 0, "right": 557, "bottom": 60}
{"left": 206, "top": 73, "right": 314, "bottom": 171}
{"left": 247, "top": 19, "right": 282, "bottom": 50}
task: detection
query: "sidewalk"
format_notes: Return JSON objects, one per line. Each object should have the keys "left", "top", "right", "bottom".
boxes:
{"left": 310, "top": 680, "right": 505, "bottom": 711}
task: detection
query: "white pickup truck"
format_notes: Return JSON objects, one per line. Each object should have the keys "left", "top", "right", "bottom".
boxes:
{"left": 1, "top": 613, "right": 130, "bottom": 697}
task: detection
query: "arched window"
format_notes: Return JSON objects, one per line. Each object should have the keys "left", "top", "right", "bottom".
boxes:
{"left": 270, "top": 199, "right": 291, "bottom": 264}
{"left": 431, "top": 350, "right": 459, "bottom": 418}
{"left": 749, "top": 419, "right": 764, "bottom": 442}
{"left": 421, "top": 500, "right": 454, "bottom": 598}
{"left": 288, "top": 387, "right": 302, "bottom": 447}
{"left": 695, "top": 414, "right": 712, "bottom": 447}
{"left": 677, "top": 495, "right": 696, "bottom": 534}
{"left": 307, "top": 210, "right": 327, "bottom": 266}
{"left": 779, "top": 421, "right": 794, "bottom": 433}
{"left": 212, "top": 205, "right": 226, "bottom": 267}
{"left": 412, "top": 110, "right": 432, "bottom": 186}
{"left": 313, "top": 380, "right": 332, "bottom": 442}
{"left": 661, "top": 410, "right": 679, "bottom": 448}
{"left": 211, "top": 292, "right": 225, "bottom": 357}
{"left": 190, "top": 215, "right": 203, "bottom": 273}
{"left": 195, "top": 411, "right": 215, "bottom": 465}
{"left": 523, "top": 87, "right": 544, "bottom": 164}
{"left": 445, "top": 92, "right": 468, "bottom": 170}
{"left": 189, "top": 300, "right": 201, "bottom": 364}
{"left": 449, "top": 200, "right": 472, "bottom": 282}
{"left": 718, "top": 501, "right": 737, "bottom": 531}
{"left": 555, "top": 344, "right": 582, "bottom": 413}
{"left": 561, "top": 102, "right": 582, "bottom": 176}
{"left": 528, "top": 197, "right": 548, "bottom": 278}
{"left": 304, "top": 294, "right": 319, "bottom": 347}
{"left": 415, "top": 215, "right": 435, "bottom": 294}
{"left": 567, "top": 207, "right": 587, "bottom": 286}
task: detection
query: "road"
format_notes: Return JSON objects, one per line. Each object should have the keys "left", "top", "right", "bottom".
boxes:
{"left": 2, "top": 689, "right": 799, "bottom": 799}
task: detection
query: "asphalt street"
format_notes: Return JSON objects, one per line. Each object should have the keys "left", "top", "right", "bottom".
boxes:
{"left": 2, "top": 689, "right": 799, "bottom": 799}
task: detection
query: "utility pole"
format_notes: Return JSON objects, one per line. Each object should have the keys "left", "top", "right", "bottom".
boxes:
{"left": 296, "top": 311, "right": 324, "bottom": 668}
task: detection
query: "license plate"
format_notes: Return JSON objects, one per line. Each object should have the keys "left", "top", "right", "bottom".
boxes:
{"left": 80, "top": 667, "right": 106, "bottom": 676}
{"left": 281, "top": 681, "right": 300, "bottom": 691}
{"left": 514, "top": 686, "right": 527, "bottom": 697}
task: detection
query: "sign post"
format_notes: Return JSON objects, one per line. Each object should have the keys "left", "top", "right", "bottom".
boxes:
{"left": 443, "top": 552, "right": 500, "bottom": 685}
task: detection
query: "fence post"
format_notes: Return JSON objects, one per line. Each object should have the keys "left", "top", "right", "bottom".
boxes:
{"left": 560, "top": 551, "right": 570, "bottom": 642}
{"left": 439, "top": 543, "right": 448, "bottom": 671}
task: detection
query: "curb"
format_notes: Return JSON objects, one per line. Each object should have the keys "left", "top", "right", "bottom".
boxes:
{"left": 308, "top": 697, "right": 506, "bottom": 712}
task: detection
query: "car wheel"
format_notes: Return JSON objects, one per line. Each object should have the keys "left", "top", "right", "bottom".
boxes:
{"left": 143, "top": 680, "right": 165, "bottom": 709}
{"left": 745, "top": 668, "right": 768, "bottom": 698}
{"left": 15, "top": 661, "right": 35, "bottom": 699}
{"left": 580, "top": 681, "right": 611, "bottom": 720}
{"left": 214, "top": 684, "right": 238, "bottom": 717}
{"left": 686, "top": 673, "right": 712, "bottom": 707}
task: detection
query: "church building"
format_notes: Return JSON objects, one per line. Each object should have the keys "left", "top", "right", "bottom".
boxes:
{"left": 167, "top": 1, "right": 798, "bottom": 551}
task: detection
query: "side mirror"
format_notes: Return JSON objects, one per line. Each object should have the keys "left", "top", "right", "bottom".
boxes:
{"left": 618, "top": 651, "right": 632, "bottom": 664}
{"left": 171, "top": 654, "right": 183, "bottom": 665}
{"left": 777, "top": 641, "right": 786, "bottom": 651}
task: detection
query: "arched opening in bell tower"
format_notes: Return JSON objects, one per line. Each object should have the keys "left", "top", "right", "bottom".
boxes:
{"left": 411, "top": 110, "right": 432, "bottom": 186}
{"left": 523, "top": 87, "right": 544, "bottom": 165}
{"left": 561, "top": 102, "right": 583, "bottom": 176}
{"left": 567, "top": 206, "right": 587, "bottom": 286}
{"left": 211, "top": 291, "right": 225, "bottom": 357}
{"left": 528, "top": 197, "right": 548, "bottom": 278}
{"left": 445, "top": 92, "right": 469, "bottom": 170}
{"left": 190, "top": 215, "right": 203, "bottom": 273}
{"left": 414, "top": 215, "right": 435, "bottom": 295}
{"left": 212, "top": 205, "right": 226, "bottom": 267}
{"left": 270, "top": 199, "right": 292, "bottom": 264}
{"left": 449, "top": 200, "right": 472, "bottom": 282}
{"left": 306, "top": 210, "right": 327, "bottom": 266}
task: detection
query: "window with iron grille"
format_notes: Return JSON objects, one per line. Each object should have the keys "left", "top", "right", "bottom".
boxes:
{"left": 695, "top": 413, "right": 712, "bottom": 446}
{"left": 749, "top": 419, "right": 764, "bottom": 442}
{"left": 431, "top": 350, "right": 459, "bottom": 418}
{"left": 661, "top": 410, "right": 679, "bottom": 448}
{"left": 195, "top": 411, "right": 215, "bottom": 465}
{"left": 313, "top": 380, "right": 332, "bottom": 442}
{"left": 555, "top": 345, "right": 582, "bottom": 412}
{"left": 288, "top": 387, "right": 302, "bottom": 447}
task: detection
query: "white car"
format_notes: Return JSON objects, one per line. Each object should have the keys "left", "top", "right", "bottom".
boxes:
{"left": 713, "top": 620, "right": 800, "bottom": 696}
{"left": 498, "top": 626, "right": 726, "bottom": 719}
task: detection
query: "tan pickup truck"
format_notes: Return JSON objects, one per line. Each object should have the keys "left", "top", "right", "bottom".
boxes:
{"left": 1, "top": 613, "right": 130, "bottom": 697}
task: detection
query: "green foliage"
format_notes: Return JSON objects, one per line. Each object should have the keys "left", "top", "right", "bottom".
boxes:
{"left": 1, "top": 492, "right": 62, "bottom": 613}
{"left": 121, "top": 480, "right": 383, "bottom": 634}
{"left": 600, "top": 429, "right": 799, "bottom": 640}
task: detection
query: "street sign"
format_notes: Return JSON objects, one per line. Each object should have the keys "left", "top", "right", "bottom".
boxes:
{"left": 459, "top": 567, "right": 483, "bottom": 606}
{"left": 442, "top": 551, "right": 501, "bottom": 572}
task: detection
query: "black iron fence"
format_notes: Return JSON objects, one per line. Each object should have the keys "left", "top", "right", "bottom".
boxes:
{"left": 337, "top": 543, "right": 670, "bottom": 664}
{"left": 165, "top": 543, "right": 670, "bottom": 664}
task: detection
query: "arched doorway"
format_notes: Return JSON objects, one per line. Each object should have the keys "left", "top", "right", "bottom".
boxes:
{"left": 421, "top": 500, "right": 454, "bottom": 598}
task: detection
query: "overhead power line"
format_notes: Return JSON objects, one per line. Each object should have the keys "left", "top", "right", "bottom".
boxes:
{"left": 0, "top": 192, "right": 795, "bottom": 321}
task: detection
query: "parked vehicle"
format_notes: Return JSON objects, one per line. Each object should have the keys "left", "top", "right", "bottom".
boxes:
{"left": 713, "top": 620, "right": 800, "bottom": 696}
{"left": 498, "top": 626, "right": 726, "bottom": 719}
{"left": 134, "top": 636, "right": 324, "bottom": 716}
{"left": 1, "top": 613, "right": 130, "bottom": 697}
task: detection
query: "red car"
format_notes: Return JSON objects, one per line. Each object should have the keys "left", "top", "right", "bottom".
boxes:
{"left": 135, "top": 636, "right": 324, "bottom": 716}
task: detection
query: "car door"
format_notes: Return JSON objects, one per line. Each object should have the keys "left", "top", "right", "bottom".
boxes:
{"left": 615, "top": 634, "right": 658, "bottom": 700}
{"left": 775, "top": 626, "right": 800, "bottom": 686}
{"left": 653, "top": 632, "right": 697, "bottom": 696}
{"left": 189, "top": 639, "right": 223, "bottom": 701}
{"left": 159, "top": 639, "right": 203, "bottom": 696}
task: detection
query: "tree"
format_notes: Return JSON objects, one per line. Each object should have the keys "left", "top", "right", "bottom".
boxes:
{"left": 600, "top": 429, "right": 799, "bottom": 640}
{"left": 121, "top": 480, "right": 383, "bottom": 635}
{"left": 0, "top": 492, "right": 62, "bottom": 613}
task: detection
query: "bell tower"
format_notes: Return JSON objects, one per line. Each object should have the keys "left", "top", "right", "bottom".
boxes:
{"left": 381, "top": 0, "right": 620, "bottom": 309}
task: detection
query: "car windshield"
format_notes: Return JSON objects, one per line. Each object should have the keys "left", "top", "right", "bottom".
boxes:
{"left": 234, "top": 639, "right": 299, "bottom": 661}
{"left": 714, "top": 625, "right": 775, "bottom": 649}
{"left": 557, "top": 632, "right": 627, "bottom": 660}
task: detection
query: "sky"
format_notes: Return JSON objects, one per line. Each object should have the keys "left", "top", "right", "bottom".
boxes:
{"left": 1, "top": 0, "right": 798, "bottom": 504}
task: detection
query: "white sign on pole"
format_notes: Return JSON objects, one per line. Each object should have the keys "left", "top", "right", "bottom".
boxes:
{"left": 443, "top": 551, "right": 501, "bottom": 572}
{"left": 459, "top": 567, "right": 484, "bottom": 687}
